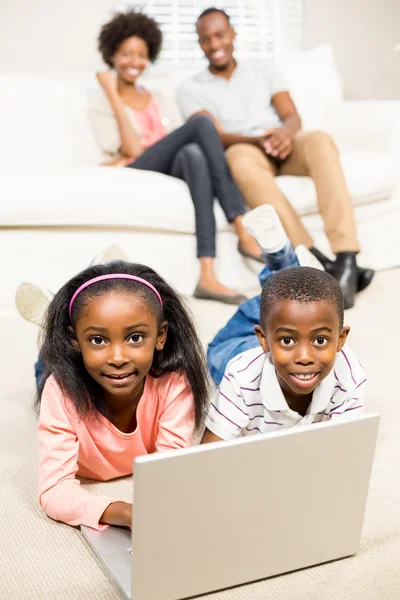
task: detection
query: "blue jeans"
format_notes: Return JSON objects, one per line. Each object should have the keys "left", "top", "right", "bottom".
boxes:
{"left": 35, "top": 358, "right": 46, "bottom": 390}
{"left": 207, "top": 244, "right": 299, "bottom": 385}
{"left": 128, "top": 116, "right": 246, "bottom": 258}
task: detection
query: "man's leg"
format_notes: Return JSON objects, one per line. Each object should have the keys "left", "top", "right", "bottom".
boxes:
{"left": 278, "top": 130, "right": 374, "bottom": 307}
{"left": 225, "top": 143, "right": 314, "bottom": 248}
{"left": 279, "top": 131, "right": 359, "bottom": 254}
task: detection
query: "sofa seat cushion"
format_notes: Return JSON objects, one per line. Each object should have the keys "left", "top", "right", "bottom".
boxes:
{"left": 0, "top": 166, "right": 197, "bottom": 231}
{"left": 277, "top": 151, "right": 398, "bottom": 217}
{"left": 0, "top": 151, "right": 397, "bottom": 233}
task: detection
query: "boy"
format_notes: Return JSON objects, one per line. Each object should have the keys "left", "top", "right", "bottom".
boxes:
{"left": 202, "top": 266, "right": 366, "bottom": 443}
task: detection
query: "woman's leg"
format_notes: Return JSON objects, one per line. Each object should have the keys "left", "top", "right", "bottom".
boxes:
{"left": 130, "top": 115, "right": 261, "bottom": 258}
{"left": 170, "top": 143, "right": 244, "bottom": 297}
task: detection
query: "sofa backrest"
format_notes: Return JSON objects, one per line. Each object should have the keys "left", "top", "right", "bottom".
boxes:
{"left": 0, "top": 73, "right": 103, "bottom": 166}
{"left": 0, "top": 44, "right": 343, "bottom": 167}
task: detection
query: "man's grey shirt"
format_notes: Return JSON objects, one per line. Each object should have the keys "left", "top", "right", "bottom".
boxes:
{"left": 176, "top": 59, "right": 289, "bottom": 136}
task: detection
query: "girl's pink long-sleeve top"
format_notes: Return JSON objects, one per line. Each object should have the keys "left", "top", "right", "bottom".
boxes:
{"left": 38, "top": 372, "right": 195, "bottom": 529}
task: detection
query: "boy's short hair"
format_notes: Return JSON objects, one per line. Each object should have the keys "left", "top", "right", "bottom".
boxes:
{"left": 260, "top": 267, "right": 344, "bottom": 329}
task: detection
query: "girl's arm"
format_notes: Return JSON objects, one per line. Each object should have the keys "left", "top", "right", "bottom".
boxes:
{"left": 38, "top": 377, "right": 125, "bottom": 529}
{"left": 96, "top": 70, "right": 144, "bottom": 159}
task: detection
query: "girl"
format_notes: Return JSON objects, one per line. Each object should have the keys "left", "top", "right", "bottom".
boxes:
{"left": 37, "top": 261, "right": 210, "bottom": 530}
{"left": 89, "top": 9, "right": 262, "bottom": 305}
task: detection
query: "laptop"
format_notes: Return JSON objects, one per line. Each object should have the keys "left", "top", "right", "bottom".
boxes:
{"left": 82, "top": 413, "right": 379, "bottom": 600}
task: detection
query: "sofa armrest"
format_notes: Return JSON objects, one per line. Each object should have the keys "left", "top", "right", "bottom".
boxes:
{"left": 320, "top": 101, "right": 400, "bottom": 157}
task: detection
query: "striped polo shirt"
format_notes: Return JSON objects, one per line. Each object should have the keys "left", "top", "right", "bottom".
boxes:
{"left": 205, "top": 345, "right": 366, "bottom": 440}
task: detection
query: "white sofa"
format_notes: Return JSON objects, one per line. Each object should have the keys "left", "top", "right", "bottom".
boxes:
{"left": 1, "top": 44, "right": 400, "bottom": 387}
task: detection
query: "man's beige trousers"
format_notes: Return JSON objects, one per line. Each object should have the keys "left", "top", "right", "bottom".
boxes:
{"left": 225, "top": 131, "right": 359, "bottom": 253}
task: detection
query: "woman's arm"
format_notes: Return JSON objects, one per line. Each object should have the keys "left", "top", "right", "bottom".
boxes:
{"left": 96, "top": 70, "right": 144, "bottom": 159}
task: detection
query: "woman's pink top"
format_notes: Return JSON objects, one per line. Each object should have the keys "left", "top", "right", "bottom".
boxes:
{"left": 134, "top": 95, "right": 166, "bottom": 151}
{"left": 38, "top": 372, "right": 195, "bottom": 529}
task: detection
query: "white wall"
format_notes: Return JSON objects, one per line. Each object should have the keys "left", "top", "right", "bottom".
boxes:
{"left": 0, "top": 0, "right": 115, "bottom": 73}
{"left": 304, "top": 0, "right": 400, "bottom": 100}
{"left": 1, "top": 0, "right": 399, "bottom": 99}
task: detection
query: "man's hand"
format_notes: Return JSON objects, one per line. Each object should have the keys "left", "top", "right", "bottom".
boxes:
{"left": 261, "top": 127, "right": 294, "bottom": 160}
{"left": 96, "top": 70, "right": 117, "bottom": 94}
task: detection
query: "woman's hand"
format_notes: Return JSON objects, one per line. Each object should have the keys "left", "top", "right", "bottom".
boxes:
{"left": 101, "top": 156, "right": 134, "bottom": 167}
{"left": 96, "top": 70, "right": 118, "bottom": 94}
{"left": 99, "top": 501, "right": 132, "bottom": 529}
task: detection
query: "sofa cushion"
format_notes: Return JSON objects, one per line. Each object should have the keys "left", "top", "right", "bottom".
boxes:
{"left": 278, "top": 152, "right": 398, "bottom": 216}
{"left": 0, "top": 151, "right": 396, "bottom": 232}
{"left": 0, "top": 75, "right": 102, "bottom": 167}
{"left": 278, "top": 44, "right": 343, "bottom": 130}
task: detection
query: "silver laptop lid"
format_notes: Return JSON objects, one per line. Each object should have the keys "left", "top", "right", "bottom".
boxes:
{"left": 131, "top": 414, "right": 379, "bottom": 600}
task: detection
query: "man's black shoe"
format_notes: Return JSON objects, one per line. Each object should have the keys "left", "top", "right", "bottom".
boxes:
{"left": 332, "top": 252, "right": 358, "bottom": 309}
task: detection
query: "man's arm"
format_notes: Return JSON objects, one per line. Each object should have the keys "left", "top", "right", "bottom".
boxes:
{"left": 190, "top": 91, "right": 302, "bottom": 155}
{"left": 272, "top": 91, "right": 302, "bottom": 136}
{"left": 262, "top": 92, "right": 302, "bottom": 159}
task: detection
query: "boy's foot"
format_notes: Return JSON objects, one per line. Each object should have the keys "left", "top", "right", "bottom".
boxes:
{"left": 15, "top": 245, "right": 129, "bottom": 328}
{"left": 15, "top": 283, "right": 53, "bottom": 327}
{"left": 91, "top": 244, "right": 128, "bottom": 265}
{"left": 295, "top": 245, "right": 324, "bottom": 270}
{"left": 242, "top": 205, "right": 288, "bottom": 254}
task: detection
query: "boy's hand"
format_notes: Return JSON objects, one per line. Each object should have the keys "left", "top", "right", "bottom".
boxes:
{"left": 262, "top": 127, "right": 294, "bottom": 160}
{"left": 100, "top": 501, "right": 132, "bottom": 529}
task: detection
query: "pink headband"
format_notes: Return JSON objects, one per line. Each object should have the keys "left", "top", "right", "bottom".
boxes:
{"left": 68, "top": 274, "right": 163, "bottom": 319}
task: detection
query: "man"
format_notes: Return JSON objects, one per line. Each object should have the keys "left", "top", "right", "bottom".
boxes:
{"left": 176, "top": 7, "right": 374, "bottom": 309}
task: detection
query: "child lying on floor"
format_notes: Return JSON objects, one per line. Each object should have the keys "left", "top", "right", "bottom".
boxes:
{"left": 202, "top": 215, "right": 366, "bottom": 442}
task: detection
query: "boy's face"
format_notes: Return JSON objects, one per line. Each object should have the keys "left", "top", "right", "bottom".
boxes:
{"left": 255, "top": 300, "right": 349, "bottom": 400}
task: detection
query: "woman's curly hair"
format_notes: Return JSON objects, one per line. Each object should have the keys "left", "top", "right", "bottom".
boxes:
{"left": 98, "top": 10, "right": 163, "bottom": 66}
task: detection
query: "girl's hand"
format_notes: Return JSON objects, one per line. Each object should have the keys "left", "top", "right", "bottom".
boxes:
{"left": 96, "top": 70, "right": 117, "bottom": 93}
{"left": 99, "top": 501, "right": 132, "bottom": 529}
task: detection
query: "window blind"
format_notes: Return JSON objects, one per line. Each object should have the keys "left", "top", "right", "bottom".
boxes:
{"left": 113, "top": 1, "right": 304, "bottom": 63}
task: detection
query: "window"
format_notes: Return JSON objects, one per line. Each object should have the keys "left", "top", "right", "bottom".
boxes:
{"left": 113, "top": 1, "right": 304, "bottom": 64}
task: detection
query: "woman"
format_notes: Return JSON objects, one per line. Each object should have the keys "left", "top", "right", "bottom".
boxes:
{"left": 88, "top": 9, "right": 262, "bottom": 304}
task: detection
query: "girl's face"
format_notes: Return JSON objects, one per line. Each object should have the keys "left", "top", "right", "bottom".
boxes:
{"left": 73, "top": 291, "right": 167, "bottom": 404}
{"left": 112, "top": 35, "right": 149, "bottom": 84}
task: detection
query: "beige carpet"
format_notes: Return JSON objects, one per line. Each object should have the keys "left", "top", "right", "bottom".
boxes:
{"left": 1, "top": 269, "right": 400, "bottom": 599}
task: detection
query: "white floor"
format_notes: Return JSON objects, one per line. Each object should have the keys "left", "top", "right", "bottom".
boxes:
{"left": 1, "top": 268, "right": 400, "bottom": 599}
